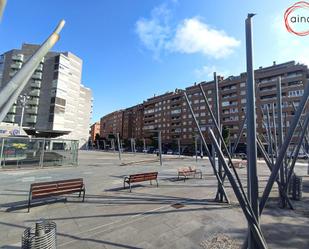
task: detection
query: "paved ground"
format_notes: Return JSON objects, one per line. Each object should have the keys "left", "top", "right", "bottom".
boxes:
{"left": 0, "top": 151, "right": 308, "bottom": 249}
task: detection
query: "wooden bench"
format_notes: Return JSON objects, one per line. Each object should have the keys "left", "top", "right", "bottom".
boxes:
{"left": 28, "top": 178, "right": 85, "bottom": 212}
{"left": 124, "top": 172, "right": 158, "bottom": 192}
{"left": 231, "top": 160, "right": 247, "bottom": 169}
{"left": 178, "top": 166, "right": 202, "bottom": 181}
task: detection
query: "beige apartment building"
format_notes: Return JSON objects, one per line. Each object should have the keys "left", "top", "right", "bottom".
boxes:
{"left": 0, "top": 44, "right": 92, "bottom": 148}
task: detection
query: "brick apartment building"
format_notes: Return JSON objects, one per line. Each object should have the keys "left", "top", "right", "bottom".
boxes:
{"left": 90, "top": 121, "right": 100, "bottom": 142}
{"left": 98, "top": 61, "right": 308, "bottom": 151}
{"left": 122, "top": 104, "right": 144, "bottom": 140}
{"left": 99, "top": 110, "right": 123, "bottom": 139}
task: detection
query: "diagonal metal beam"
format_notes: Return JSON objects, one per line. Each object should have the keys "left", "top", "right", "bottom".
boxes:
{"left": 259, "top": 79, "right": 309, "bottom": 214}
{"left": 184, "top": 92, "right": 230, "bottom": 203}
{"left": 284, "top": 113, "right": 309, "bottom": 194}
{"left": 208, "top": 128, "right": 268, "bottom": 249}
{"left": 198, "top": 84, "right": 248, "bottom": 201}
{"left": 256, "top": 137, "right": 294, "bottom": 210}
{"left": 0, "top": 20, "right": 65, "bottom": 122}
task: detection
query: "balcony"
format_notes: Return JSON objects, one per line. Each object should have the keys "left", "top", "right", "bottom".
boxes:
{"left": 25, "top": 116, "right": 37, "bottom": 124}
{"left": 4, "top": 114, "right": 15, "bottom": 123}
{"left": 171, "top": 109, "right": 181, "bottom": 115}
{"left": 9, "top": 70, "right": 18, "bottom": 77}
{"left": 26, "top": 107, "right": 38, "bottom": 114}
{"left": 11, "top": 62, "right": 22, "bottom": 69}
{"left": 29, "top": 89, "right": 40, "bottom": 97}
{"left": 28, "top": 98, "right": 39, "bottom": 106}
{"left": 36, "top": 64, "right": 43, "bottom": 72}
{"left": 30, "top": 80, "right": 41, "bottom": 88}
{"left": 32, "top": 72, "right": 42, "bottom": 80}
{"left": 8, "top": 105, "right": 17, "bottom": 114}
{"left": 12, "top": 54, "right": 24, "bottom": 61}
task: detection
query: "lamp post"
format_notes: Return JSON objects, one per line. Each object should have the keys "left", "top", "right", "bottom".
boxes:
{"left": 18, "top": 94, "right": 30, "bottom": 135}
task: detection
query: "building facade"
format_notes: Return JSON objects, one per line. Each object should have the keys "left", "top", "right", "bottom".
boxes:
{"left": 90, "top": 121, "right": 101, "bottom": 142}
{"left": 100, "top": 110, "right": 123, "bottom": 139}
{"left": 0, "top": 44, "right": 92, "bottom": 147}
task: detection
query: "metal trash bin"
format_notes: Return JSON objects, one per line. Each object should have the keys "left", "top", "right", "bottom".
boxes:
{"left": 291, "top": 175, "right": 303, "bottom": 201}
{"left": 22, "top": 220, "right": 56, "bottom": 249}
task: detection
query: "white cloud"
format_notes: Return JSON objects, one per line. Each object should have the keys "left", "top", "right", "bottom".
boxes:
{"left": 135, "top": 6, "right": 240, "bottom": 59}
{"left": 167, "top": 18, "right": 240, "bottom": 58}
{"left": 135, "top": 4, "right": 171, "bottom": 59}
{"left": 272, "top": 14, "right": 309, "bottom": 66}
{"left": 194, "top": 65, "right": 229, "bottom": 80}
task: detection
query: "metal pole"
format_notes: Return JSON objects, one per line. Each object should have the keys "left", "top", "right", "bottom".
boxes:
{"left": 0, "top": 138, "right": 4, "bottom": 168}
{"left": 40, "top": 138, "right": 46, "bottom": 168}
{"left": 158, "top": 131, "right": 162, "bottom": 166}
{"left": 0, "top": 0, "right": 7, "bottom": 21}
{"left": 184, "top": 92, "right": 230, "bottom": 203}
{"left": 19, "top": 96, "right": 25, "bottom": 134}
{"left": 292, "top": 102, "right": 309, "bottom": 152}
{"left": 143, "top": 138, "right": 146, "bottom": 152}
{"left": 131, "top": 138, "right": 134, "bottom": 153}
{"left": 266, "top": 106, "right": 274, "bottom": 165}
{"left": 208, "top": 128, "right": 268, "bottom": 249}
{"left": 199, "top": 84, "right": 248, "bottom": 201}
{"left": 178, "top": 138, "right": 181, "bottom": 157}
{"left": 232, "top": 117, "right": 246, "bottom": 156}
{"left": 133, "top": 139, "right": 136, "bottom": 154}
{"left": 116, "top": 133, "right": 121, "bottom": 160}
{"left": 276, "top": 76, "right": 286, "bottom": 208}
{"left": 271, "top": 103, "right": 278, "bottom": 157}
{"left": 245, "top": 14, "right": 259, "bottom": 249}
{"left": 256, "top": 137, "right": 294, "bottom": 210}
{"left": 214, "top": 72, "right": 224, "bottom": 201}
{"left": 259, "top": 79, "right": 309, "bottom": 215}
{"left": 200, "top": 139, "right": 203, "bottom": 158}
{"left": 284, "top": 113, "right": 309, "bottom": 194}
{"left": 195, "top": 135, "right": 198, "bottom": 162}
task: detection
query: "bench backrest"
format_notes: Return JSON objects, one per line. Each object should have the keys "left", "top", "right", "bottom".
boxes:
{"left": 30, "top": 178, "right": 83, "bottom": 199}
{"left": 129, "top": 172, "right": 158, "bottom": 182}
{"left": 178, "top": 167, "right": 196, "bottom": 172}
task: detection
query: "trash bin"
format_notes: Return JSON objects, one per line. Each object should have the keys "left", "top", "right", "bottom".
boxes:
{"left": 291, "top": 174, "right": 303, "bottom": 201}
{"left": 22, "top": 220, "right": 57, "bottom": 249}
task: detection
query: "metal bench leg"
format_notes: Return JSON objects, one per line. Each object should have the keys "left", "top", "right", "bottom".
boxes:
{"left": 82, "top": 189, "right": 85, "bottom": 202}
{"left": 156, "top": 179, "right": 158, "bottom": 187}
{"left": 27, "top": 193, "right": 31, "bottom": 213}
{"left": 129, "top": 183, "right": 132, "bottom": 192}
{"left": 150, "top": 180, "right": 152, "bottom": 185}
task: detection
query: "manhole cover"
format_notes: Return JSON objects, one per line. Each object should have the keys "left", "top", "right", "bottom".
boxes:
{"left": 171, "top": 203, "right": 184, "bottom": 209}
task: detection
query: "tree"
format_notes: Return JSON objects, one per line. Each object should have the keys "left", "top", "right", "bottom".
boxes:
{"left": 95, "top": 133, "right": 100, "bottom": 142}
{"left": 222, "top": 126, "right": 230, "bottom": 146}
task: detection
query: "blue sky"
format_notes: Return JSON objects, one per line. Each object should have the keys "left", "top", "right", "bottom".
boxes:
{"left": 0, "top": 0, "right": 308, "bottom": 122}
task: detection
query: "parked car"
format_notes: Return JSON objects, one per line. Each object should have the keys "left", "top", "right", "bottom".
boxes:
{"left": 166, "top": 149, "right": 173, "bottom": 155}
{"left": 153, "top": 149, "right": 159, "bottom": 154}
{"left": 298, "top": 153, "right": 308, "bottom": 159}
{"left": 236, "top": 153, "right": 247, "bottom": 160}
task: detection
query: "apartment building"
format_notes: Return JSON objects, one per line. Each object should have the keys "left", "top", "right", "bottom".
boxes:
{"left": 0, "top": 44, "right": 92, "bottom": 147}
{"left": 100, "top": 110, "right": 123, "bottom": 139}
{"left": 90, "top": 121, "right": 101, "bottom": 142}
{"left": 98, "top": 60, "right": 308, "bottom": 150}
{"left": 122, "top": 104, "right": 144, "bottom": 140}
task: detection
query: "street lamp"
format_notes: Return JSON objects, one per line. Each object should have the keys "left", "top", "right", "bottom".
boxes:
{"left": 18, "top": 94, "right": 30, "bottom": 134}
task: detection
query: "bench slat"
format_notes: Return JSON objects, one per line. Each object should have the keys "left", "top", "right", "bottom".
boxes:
{"left": 31, "top": 178, "right": 83, "bottom": 187}
{"left": 32, "top": 188, "right": 83, "bottom": 199}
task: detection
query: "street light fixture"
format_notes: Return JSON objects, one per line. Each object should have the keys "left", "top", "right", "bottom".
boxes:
{"left": 18, "top": 94, "right": 30, "bottom": 134}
